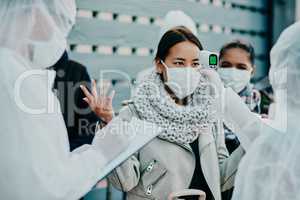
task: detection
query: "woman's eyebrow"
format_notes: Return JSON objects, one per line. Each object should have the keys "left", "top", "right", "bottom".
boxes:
{"left": 220, "top": 61, "right": 231, "bottom": 65}
{"left": 174, "top": 58, "right": 185, "bottom": 61}
{"left": 192, "top": 58, "right": 199, "bottom": 61}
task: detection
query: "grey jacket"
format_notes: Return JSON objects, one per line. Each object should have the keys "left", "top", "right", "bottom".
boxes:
{"left": 108, "top": 103, "right": 245, "bottom": 200}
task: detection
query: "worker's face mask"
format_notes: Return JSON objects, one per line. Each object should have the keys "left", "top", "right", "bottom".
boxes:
{"left": 161, "top": 60, "right": 201, "bottom": 99}
{"left": 218, "top": 68, "right": 251, "bottom": 93}
{"left": 29, "top": 8, "right": 67, "bottom": 69}
{"left": 30, "top": 32, "right": 66, "bottom": 69}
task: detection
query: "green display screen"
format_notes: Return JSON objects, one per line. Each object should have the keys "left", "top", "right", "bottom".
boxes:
{"left": 209, "top": 54, "right": 218, "bottom": 65}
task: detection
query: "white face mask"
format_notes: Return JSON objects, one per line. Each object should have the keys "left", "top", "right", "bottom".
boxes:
{"left": 218, "top": 68, "right": 251, "bottom": 93}
{"left": 30, "top": 31, "right": 67, "bottom": 69}
{"left": 161, "top": 60, "right": 201, "bottom": 99}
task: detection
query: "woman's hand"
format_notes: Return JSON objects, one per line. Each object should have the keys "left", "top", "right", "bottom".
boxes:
{"left": 80, "top": 80, "right": 115, "bottom": 123}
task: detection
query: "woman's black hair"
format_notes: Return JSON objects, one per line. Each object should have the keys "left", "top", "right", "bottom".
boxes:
{"left": 219, "top": 40, "right": 255, "bottom": 65}
{"left": 155, "top": 26, "right": 203, "bottom": 62}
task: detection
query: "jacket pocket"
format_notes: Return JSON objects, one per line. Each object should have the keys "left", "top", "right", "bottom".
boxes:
{"left": 141, "top": 159, "right": 167, "bottom": 197}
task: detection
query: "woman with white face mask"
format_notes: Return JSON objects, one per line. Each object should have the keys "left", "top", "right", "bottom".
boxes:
{"left": 218, "top": 40, "right": 261, "bottom": 113}
{"left": 81, "top": 26, "right": 245, "bottom": 200}
{"left": 217, "top": 41, "right": 261, "bottom": 157}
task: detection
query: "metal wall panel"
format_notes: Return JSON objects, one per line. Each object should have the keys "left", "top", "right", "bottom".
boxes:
{"left": 228, "top": 0, "right": 268, "bottom": 9}
{"left": 75, "top": 0, "right": 267, "bottom": 31}
{"left": 69, "top": 18, "right": 267, "bottom": 54}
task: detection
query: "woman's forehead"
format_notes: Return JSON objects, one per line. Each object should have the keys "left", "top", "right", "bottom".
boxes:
{"left": 221, "top": 48, "right": 251, "bottom": 63}
{"left": 167, "top": 41, "right": 200, "bottom": 59}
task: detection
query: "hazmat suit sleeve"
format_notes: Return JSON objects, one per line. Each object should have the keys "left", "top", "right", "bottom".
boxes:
{"left": 201, "top": 68, "right": 264, "bottom": 151}
{"left": 222, "top": 87, "right": 264, "bottom": 150}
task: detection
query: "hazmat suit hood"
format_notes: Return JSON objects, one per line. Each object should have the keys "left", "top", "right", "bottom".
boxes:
{"left": 0, "top": 0, "right": 76, "bottom": 69}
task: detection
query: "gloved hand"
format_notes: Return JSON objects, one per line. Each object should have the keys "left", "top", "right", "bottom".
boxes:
{"left": 200, "top": 68, "right": 224, "bottom": 92}
{"left": 201, "top": 68, "right": 262, "bottom": 150}
{"left": 223, "top": 87, "right": 262, "bottom": 150}
{"left": 200, "top": 68, "right": 225, "bottom": 119}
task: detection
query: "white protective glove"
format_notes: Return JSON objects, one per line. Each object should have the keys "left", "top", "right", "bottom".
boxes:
{"left": 201, "top": 69, "right": 263, "bottom": 150}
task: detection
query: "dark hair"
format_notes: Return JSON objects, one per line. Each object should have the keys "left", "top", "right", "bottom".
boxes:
{"left": 155, "top": 26, "right": 203, "bottom": 62}
{"left": 219, "top": 40, "right": 255, "bottom": 65}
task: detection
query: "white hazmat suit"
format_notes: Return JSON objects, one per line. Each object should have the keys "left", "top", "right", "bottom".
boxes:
{"left": 0, "top": 1, "right": 158, "bottom": 199}
{"left": 228, "top": 22, "right": 300, "bottom": 199}
{"left": 200, "top": 20, "right": 300, "bottom": 200}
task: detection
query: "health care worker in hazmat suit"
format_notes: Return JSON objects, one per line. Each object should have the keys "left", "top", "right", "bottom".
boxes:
{"left": 182, "top": 20, "right": 299, "bottom": 200}
{"left": 0, "top": 1, "right": 157, "bottom": 199}
{"left": 199, "top": 20, "right": 298, "bottom": 200}
{"left": 230, "top": 21, "right": 300, "bottom": 200}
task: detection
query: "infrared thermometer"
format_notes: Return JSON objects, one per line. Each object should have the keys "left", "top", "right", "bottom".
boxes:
{"left": 199, "top": 50, "right": 219, "bottom": 70}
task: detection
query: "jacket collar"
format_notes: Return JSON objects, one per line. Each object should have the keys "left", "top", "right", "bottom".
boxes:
{"left": 199, "top": 133, "right": 221, "bottom": 200}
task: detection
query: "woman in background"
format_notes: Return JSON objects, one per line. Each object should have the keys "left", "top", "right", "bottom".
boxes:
{"left": 218, "top": 40, "right": 261, "bottom": 113}
{"left": 218, "top": 40, "right": 262, "bottom": 153}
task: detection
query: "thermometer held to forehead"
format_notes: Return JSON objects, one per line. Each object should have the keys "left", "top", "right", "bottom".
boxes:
{"left": 199, "top": 50, "right": 219, "bottom": 70}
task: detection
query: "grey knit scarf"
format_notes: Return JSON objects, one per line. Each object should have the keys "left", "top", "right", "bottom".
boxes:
{"left": 132, "top": 71, "right": 217, "bottom": 145}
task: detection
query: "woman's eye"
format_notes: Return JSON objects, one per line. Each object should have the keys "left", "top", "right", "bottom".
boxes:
{"left": 174, "top": 62, "right": 184, "bottom": 66}
{"left": 192, "top": 63, "right": 200, "bottom": 67}
{"left": 237, "top": 65, "right": 248, "bottom": 70}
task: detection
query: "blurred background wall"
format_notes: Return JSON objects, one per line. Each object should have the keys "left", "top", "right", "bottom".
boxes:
{"left": 272, "top": 0, "right": 298, "bottom": 43}
{"left": 297, "top": 0, "right": 300, "bottom": 20}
